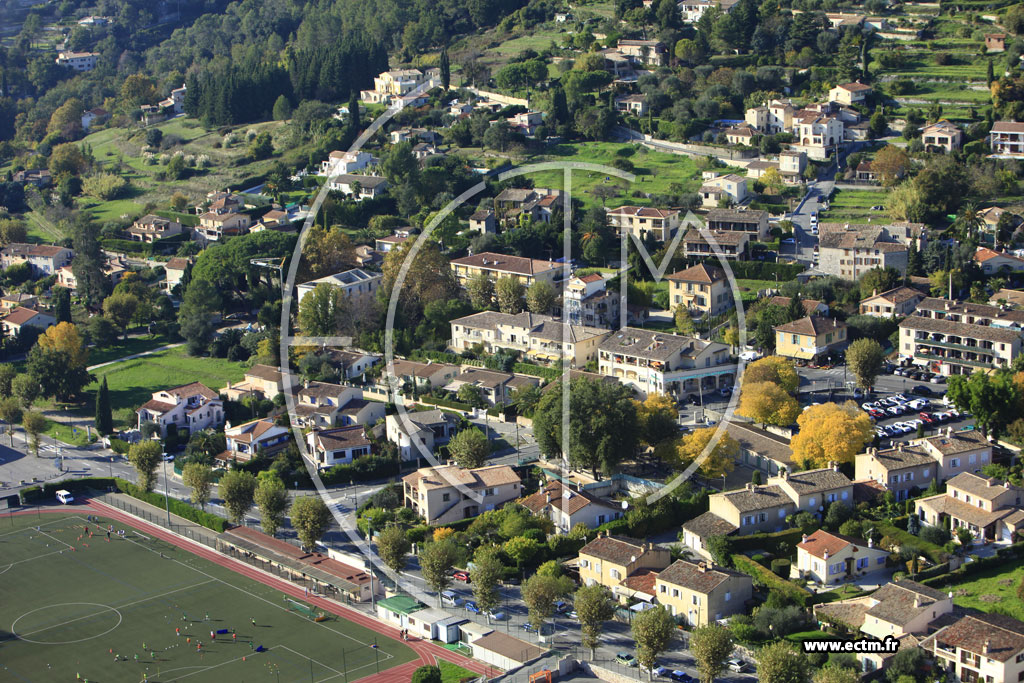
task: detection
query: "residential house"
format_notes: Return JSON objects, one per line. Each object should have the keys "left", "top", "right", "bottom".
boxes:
{"left": 614, "top": 94, "right": 648, "bottom": 116}
{"left": 520, "top": 480, "right": 624, "bottom": 532}
{"left": 855, "top": 444, "right": 939, "bottom": 502}
{"left": 597, "top": 327, "right": 734, "bottom": 399}
{"left": 680, "top": 0, "right": 715, "bottom": 22}
{"left": 386, "top": 359, "right": 460, "bottom": 392}
{"left": 577, "top": 532, "right": 672, "bottom": 597}
{"left": 221, "top": 418, "right": 291, "bottom": 464}
{"left": 979, "top": 206, "right": 1022, "bottom": 233}
{"left": 775, "top": 466, "right": 855, "bottom": 515}
{"left": 681, "top": 511, "right": 743, "bottom": 561}
{"left": 1, "top": 243, "right": 73, "bottom": 276}
{"left": 564, "top": 273, "right": 620, "bottom": 328}
{"left": 196, "top": 212, "right": 252, "bottom": 242}
{"left": 362, "top": 68, "right": 432, "bottom": 104}
{"left": 817, "top": 225, "right": 909, "bottom": 279}
{"left": 921, "top": 612, "right": 1024, "bottom": 683}
{"left": 705, "top": 208, "right": 770, "bottom": 241}
{"left": 916, "top": 472, "right": 1023, "bottom": 542}
{"left": 780, "top": 150, "right": 807, "bottom": 179}
{"left": 442, "top": 367, "right": 540, "bottom": 406}
{"left": 306, "top": 426, "right": 372, "bottom": 469}
{"left": 136, "top": 382, "right": 224, "bottom": 438}
{"left": 854, "top": 161, "right": 877, "bottom": 183}
{"left": 505, "top": 111, "right": 543, "bottom": 136}
{"left": 727, "top": 421, "right": 795, "bottom": 476}
{"left": 795, "top": 529, "right": 889, "bottom": 585}
{"left": 606, "top": 206, "right": 681, "bottom": 242}
{"left": 666, "top": 263, "right": 733, "bottom": 317}
{"left": 768, "top": 296, "right": 828, "bottom": 316}
{"left": 55, "top": 51, "right": 98, "bottom": 71}
{"left": 990, "top": 288, "right": 1024, "bottom": 309}
{"left": 990, "top": 121, "right": 1024, "bottom": 157}
{"left": 163, "top": 257, "right": 192, "bottom": 294}
{"left": 975, "top": 247, "right": 1024, "bottom": 274}
{"left": 986, "top": 33, "right": 1007, "bottom": 52}
{"left": 699, "top": 174, "right": 749, "bottom": 208}
{"left": 449, "top": 252, "right": 562, "bottom": 289}
{"left": 745, "top": 159, "right": 780, "bottom": 180}
{"left": 617, "top": 39, "right": 667, "bottom": 66}
{"left": 375, "top": 233, "right": 411, "bottom": 253}
{"left": 319, "top": 150, "right": 376, "bottom": 176}
{"left": 56, "top": 258, "right": 127, "bottom": 292}
{"left": 296, "top": 268, "right": 382, "bottom": 304}
{"left": 829, "top": 82, "right": 873, "bottom": 106}
{"left": 655, "top": 560, "right": 752, "bottom": 626}
{"left": 128, "top": 215, "right": 184, "bottom": 243}
{"left": 468, "top": 210, "right": 495, "bottom": 234}
{"left": 724, "top": 125, "right": 756, "bottom": 146}
{"left": 80, "top": 107, "right": 110, "bottom": 130}
{"left": 774, "top": 315, "right": 848, "bottom": 361}
{"left": 793, "top": 111, "right": 844, "bottom": 160}
{"left": 681, "top": 228, "right": 749, "bottom": 260}
{"left": 327, "top": 349, "right": 380, "bottom": 381}
{"left": 222, "top": 364, "right": 284, "bottom": 402}
{"left": 326, "top": 174, "right": 389, "bottom": 199}
{"left": 158, "top": 85, "right": 187, "bottom": 115}
{"left": 745, "top": 99, "right": 796, "bottom": 135}
{"left": 402, "top": 464, "right": 521, "bottom": 525}
{"left": 492, "top": 188, "right": 562, "bottom": 224}
{"left": 922, "top": 121, "right": 963, "bottom": 153}
{"left": 919, "top": 427, "right": 994, "bottom": 480}
{"left": 12, "top": 170, "right": 51, "bottom": 187}
{"left": 252, "top": 209, "right": 293, "bottom": 233}
{"left": 294, "top": 382, "right": 384, "bottom": 429}
{"left": 385, "top": 410, "right": 458, "bottom": 460}
{"left": 859, "top": 286, "right": 923, "bottom": 317}
{"left": 897, "top": 299, "right": 1024, "bottom": 376}
{"left": 0, "top": 293, "right": 37, "bottom": 311}
{"left": 449, "top": 311, "right": 609, "bottom": 367}
{"left": 0, "top": 307, "right": 55, "bottom": 337}
{"left": 200, "top": 191, "right": 243, "bottom": 216}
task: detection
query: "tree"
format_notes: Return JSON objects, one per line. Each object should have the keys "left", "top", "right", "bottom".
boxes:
{"left": 298, "top": 282, "right": 347, "bottom": 336}
{"left": 575, "top": 584, "right": 617, "bottom": 659}
{"left": 633, "top": 606, "right": 677, "bottom": 678}
{"left": 846, "top": 338, "right": 885, "bottom": 390}
{"left": 744, "top": 356, "right": 799, "bottom": 393}
{"left": 495, "top": 276, "right": 525, "bottom": 314}
{"left": 814, "top": 666, "right": 859, "bottom": 683}
{"left": 526, "top": 280, "right": 557, "bottom": 314}
{"left": 178, "top": 279, "right": 221, "bottom": 355}
{"left": 885, "top": 647, "right": 926, "bottom": 683}
{"left": 48, "top": 143, "right": 88, "bottom": 177}
{"left": 790, "top": 401, "right": 874, "bottom": 468}
{"left": 440, "top": 48, "right": 451, "bottom": 90}
{"left": 859, "top": 267, "right": 901, "bottom": 299}
{"left": 37, "top": 321, "right": 89, "bottom": 369}
{"left": 504, "top": 536, "right": 542, "bottom": 569}
{"left": 635, "top": 393, "right": 679, "bottom": 447}
{"left": 120, "top": 74, "right": 157, "bottom": 107}
{"left": 254, "top": 473, "right": 290, "bottom": 537}
{"left": 466, "top": 272, "right": 495, "bottom": 309}
{"left": 675, "top": 305, "right": 697, "bottom": 335}
{"left": 947, "top": 371, "right": 1020, "bottom": 439}
{"left": 447, "top": 427, "right": 490, "bottom": 468}
{"left": 691, "top": 623, "right": 735, "bottom": 683}
{"left": 871, "top": 145, "right": 910, "bottom": 187}
{"left": 27, "top": 345, "right": 94, "bottom": 403}
{"left": 420, "top": 541, "right": 457, "bottom": 603}
{"left": 380, "top": 241, "right": 459, "bottom": 322}
{"left": 0, "top": 365, "right": 15, "bottom": 398}
{"left": 272, "top": 95, "right": 292, "bottom": 121}
{"left": 182, "top": 462, "right": 215, "bottom": 511}
{"left": 0, "top": 398, "right": 22, "bottom": 445}
{"left": 377, "top": 524, "right": 411, "bottom": 573}
{"left": 761, "top": 167, "right": 785, "bottom": 195}
{"left": 128, "top": 440, "right": 162, "bottom": 491}
{"left": 671, "top": 427, "right": 738, "bottom": 480}
{"left": 756, "top": 640, "right": 810, "bottom": 683}
{"left": 289, "top": 495, "right": 331, "bottom": 550}
{"left": 53, "top": 287, "right": 71, "bottom": 324}
{"left": 21, "top": 410, "right": 46, "bottom": 457}
{"left": 219, "top": 470, "right": 257, "bottom": 524}
{"left": 95, "top": 377, "right": 113, "bottom": 435}
{"left": 412, "top": 665, "right": 442, "bottom": 683}
{"left": 11, "top": 374, "right": 39, "bottom": 409}
{"left": 522, "top": 573, "right": 574, "bottom": 633}
{"left": 738, "top": 382, "right": 801, "bottom": 427}
{"left": 0, "top": 219, "right": 28, "bottom": 246}
{"left": 103, "top": 292, "right": 138, "bottom": 339}
{"left": 471, "top": 545, "right": 504, "bottom": 617}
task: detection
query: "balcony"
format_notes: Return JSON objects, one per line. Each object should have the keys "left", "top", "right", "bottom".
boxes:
{"left": 916, "top": 352, "right": 998, "bottom": 370}
{"left": 915, "top": 336, "right": 994, "bottom": 355}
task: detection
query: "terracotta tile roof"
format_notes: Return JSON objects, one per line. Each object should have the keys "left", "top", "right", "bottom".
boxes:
{"left": 975, "top": 247, "right": 1024, "bottom": 264}
{"left": 2, "top": 307, "right": 42, "bottom": 326}
{"left": 682, "top": 228, "right": 748, "bottom": 245}
{"left": 921, "top": 429, "right": 991, "bottom": 455}
{"left": 727, "top": 422, "right": 793, "bottom": 466}
{"left": 139, "top": 399, "right": 176, "bottom": 414}
{"left": 773, "top": 315, "right": 846, "bottom": 337}
{"left": 861, "top": 444, "right": 934, "bottom": 470}
{"left": 917, "top": 493, "right": 1018, "bottom": 529}
{"left": 621, "top": 568, "right": 660, "bottom": 596}
{"left": 717, "top": 484, "right": 791, "bottom": 513}
{"left": 865, "top": 580, "right": 949, "bottom": 627}
{"left": 705, "top": 208, "right": 768, "bottom": 224}
{"left": 992, "top": 121, "right": 1024, "bottom": 134}
{"left": 606, "top": 205, "right": 680, "bottom": 220}
{"left": 914, "top": 297, "right": 1024, "bottom": 323}
{"left": 768, "top": 296, "right": 823, "bottom": 314}
{"left": 797, "top": 529, "right": 865, "bottom": 559}
{"left": 311, "top": 426, "right": 369, "bottom": 451}
{"left": 862, "top": 286, "right": 922, "bottom": 305}
{"left": 814, "top": 598, "right": 871, "bottom": 629}
{"left": 227, "top": 419, "right": 279, "bottom": 443}
{"left": 165, "top": 257, "right": 190, "bottom": 272}
{"left": 599, "top": 327, "right": 725, "bottom": 362}
{"left": 682, "top": 510, "right": 738, "bottom": 538}
{"left": 900, "top": 313, "right": 1024, "bottom": 344}
{"left": 519, "top": 481, "right": 613, "bottom": 516}
{"left": 929, "top": 612, "right": 1024, "bottom": 662}
{"left": 450, "top": 251, "right": 559, "bottom": 276}
{"left": 945, "top": 472, "right": 1020, "bottom": 500}
{"left": 246, "top": 364, "right": 282, "bottom": 383}
{"left": 165, "top": 382, "right": 219, "bottom": 401}
{"left": 580, "top": 535, "right": 650, "bottom": 565}
{"left": 657, "top": 559, "right": 746, "bottom": 594}
{"left": 779, "top": 467, "right": 852, "bottom": 494}
{"left": 402, "top": 464, "right": 520, "bottom": 491}
{"left": 666, "top": 263, "right": 726, "bottom": 284}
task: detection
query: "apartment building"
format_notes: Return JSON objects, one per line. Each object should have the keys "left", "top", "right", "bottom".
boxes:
{"left": 859, "top": 286, "right": 923, "bottom": 318}
{"left": 666, "top": 263, "right": 733, "bottom": 317}
{"left": 136, "top": 382, "right": 224, "bottom": 438}
{"left": 680, "top": 511, "right": 744, "bottom": 560}
{"left": 921, "top": 612, "right": 1024, "bottom": 683}
{"left": 597, "top": 327, "right": 734, "bottom": 398}
{"left": 990, "top": 121, "right": 1024, "bottom": 157}
{"left": 655, "top": 560, "right": 752, "bottom": 626}
{"left": 775, "top": 466, "right": 854, "bottom": 513}
{"left": 306, "top": 426, "right": 372, "bottom": 469}
{"left": 855, "top": 444, "right": 939, "bottom": 502}
{"left": 681, "top": 228, "right": 749, "bottom": 260}
{"left": 774, "top": 315, "right": 848, "bottom": 362}
{"left": 128, "top": 215, "right": 184, "bottom": 243}
{"left": 699, "top": 174, "right": 749, "bottom": 208}
{"left": 916, "top": 472, "right": 1024, "bottom": 542}
{"left": 818, "top": 226, "right": 909, "bottom": 279}
{"left": 829, "top": 81, "right": 872, "bottom": 106}
{"left": 197, "top": 211, "right": 252, "bottom": 242}
{"left": 564, "top": 274, "right": 620, "bottom": 328}
{"left": 449, "top": 252, "right": 561, "bottom": 289}
{"left": 296, "top": 268, "right": 382, "bottom": 304}
{"left": 921, "top": 121, "right": 963, "bottom": 153}
{"left": 385, "top": 410, "right": 458, "bottom": 460}
{"left": 519, "top": 481, "right": 624, "bottom": 532}
{"left": 793, "top": 112, "right": 844, "bottom": 160}
{"left": 55, "top": 51, "right": 98, "bottom": 71}
{"left": 707, "top": 483, "right": 795, "bottom": 535}
{"left": 704, "top": 208, "right": 770, "bottom": 241}
{"left": 222, "top": 418, "right": 291, "bottom": 464}
{"left": 606, "top": 206, "right": 681, "bottom": 242}
{"left": 744, "top": 99, "right": 796, "bottom": 135}
{"left": 795, "top": 530, "right": 889, "bottom": 585}
{"left": 1, "top": 243, "right": 73, "bottom": 276}
{"left": 449, "top": 311, "right": 609, "bottom": 367}
{"left": 402, "top": 464, "right": 521, "bottom": 525}
{"left": 577, "top": 532, "right": 672, "bottom": 595}
{"left": 897, "top": 299, "right": 1024, "bottom": 376}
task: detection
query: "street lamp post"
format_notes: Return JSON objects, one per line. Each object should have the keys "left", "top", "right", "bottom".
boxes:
{"left": 162, "top": 457, "right": 171, "bottom": 526}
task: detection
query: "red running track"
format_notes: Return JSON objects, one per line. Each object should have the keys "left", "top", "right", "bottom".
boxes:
{"left": 15, "top": 502, "right": 496, "bottom": 682}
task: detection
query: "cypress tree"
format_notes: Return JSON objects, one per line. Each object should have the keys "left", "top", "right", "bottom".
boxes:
{"left": 54, "top": 286, "right": 71, "bottom": 323}
{"left": 95, "top": 376, "right": 112, "bottom": 435}
{"left": 349, "top": 91, "right": 360, "bottom": 131}
{"left": 440, "top": 48, "right": 450, "bottom": 90}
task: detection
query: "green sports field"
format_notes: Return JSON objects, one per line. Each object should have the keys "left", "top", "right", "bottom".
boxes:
{"left": 0, "top": 512, "right": 417, "bottom": 682}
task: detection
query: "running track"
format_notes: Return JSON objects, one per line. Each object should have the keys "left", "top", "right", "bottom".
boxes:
{"left": 10, "top": 503, "right": 496, "bottom": 682}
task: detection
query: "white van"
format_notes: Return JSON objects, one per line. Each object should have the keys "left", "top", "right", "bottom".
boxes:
{"left": 440, "top": 590, "right": 461, "bottom": 607}
{"left": 56, "top": 490, "right": 74, "bottom": 505}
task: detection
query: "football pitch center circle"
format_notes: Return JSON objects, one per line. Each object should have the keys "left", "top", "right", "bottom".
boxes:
{"left": 11, "top": 602, "right": 123, "bottom": 645}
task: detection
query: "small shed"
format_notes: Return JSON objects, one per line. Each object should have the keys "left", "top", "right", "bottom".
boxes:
{"left": 375, "top": 595, "right": 425, "bottom": 629}
{"left": 408, "top": 607, "right": 466, "bottom": 643}
{"left": 459, "top": 621, "right": 494, "bottom": 644}
{"left": 470, "top": 631, "right": 548, "bottom": 671}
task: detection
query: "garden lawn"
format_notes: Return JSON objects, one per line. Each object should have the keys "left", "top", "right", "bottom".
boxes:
{"left": 439, "top": 658, "right": 479, "bottom": 682}
{"left": 822, "top": 188, "right": 890, "bottom": 224}
{"left": 736, "top": 278, "right": 780, "bottom": 302}
{"left": 944, "top": 562, "right": 1024, "bottom": 621}
{"left": 86, "top": 334, "right": 180, "bottom": 369}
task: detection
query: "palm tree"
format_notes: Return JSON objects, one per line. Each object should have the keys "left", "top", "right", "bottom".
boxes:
{"left": 956, "top": 202, "right": 983, "bottom": 242}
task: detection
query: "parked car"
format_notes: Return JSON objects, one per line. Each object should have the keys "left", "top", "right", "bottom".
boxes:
{"left": 727, "top": 659, "right": 752, "bottom": 673}
{"left": 440, "top": 590, "right": 461, "bottom": 607}
{"left": 911, "top": 385, "right": 935, "bottom": 396}
{"left": 162, "top": 453, "right": 174, "bottom": 461}
{"left": 452, "top": 571, "right": 471, "bottom": 583}
{"left": 486, "top": 610, "right": 507, "bottom": 621}
{"left": 616, "top": 653, "right": 638, "bottom": 667}
{"left": 862, "top": 402, "right": 875, "bottom": 411}
{"left": 554, "top": 600, "right": 571, "bottom": 614}
{"left": 886, "top": 405, "right": 905, "bottom": 417}
{"left": 464, "top": 600, "right": 480, "bottom": 613}
{"left": 670, "top": 671, "right": 695, "bottom": 683}
{"left": 853, "top": 387, "right": 864, "bottom": 398}
{"left": 719, "top": 386, "right": 733, "bottom": 397}
{"left": 930, "top": 374, "right": 945, "bottom": 384}
{"left": 521, "top": 622, "right": 537, "bottom": 633}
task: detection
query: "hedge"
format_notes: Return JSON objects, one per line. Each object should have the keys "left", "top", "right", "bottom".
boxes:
{"left": 733, "top": 555, "right": 812, "bottom": 607}
{"left": 729, "top": 527, "right": 805, "bottom": 556}
{"left": 154, "top": 210, "right": 200, "bottom": 227}
{"left": 115, "top": 479, "right": 228, "bottom": 532}
{"left": 513, "top": 363, "right": 560, "bottom": 381}
{"left": 874, "top": 520, "right": 948, "bottom": 564}
{"left": 725, "top": 261, "right": 805, "bottom": 281}
{"left": 319, "top": 454, "right": 401, "bottom": 486}
{"left": 417, "top": 395, "right": 473, "bottom": 411}
{"left": 920, "top": 542, "right": 1024, "bottom": 588}
{"left": 19, "top": 477, "right": 117, "bottom": 504}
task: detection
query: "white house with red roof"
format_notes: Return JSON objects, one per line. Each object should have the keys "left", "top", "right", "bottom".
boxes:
{"left": 137, "top": 382, "right": 224, "bottom": 437}
{"left": 605, "top": 206, "right": 681, "bottom": 242}
{"left": 0, "top": 306, "right": 55, "bottom": 336}
{"left": 829, "top": 81, "right": 872, "bottom": 106}
{"left": 795, "top": 529, "right": 889, "bottom": 585}
{"left": 221, "top": 418, "right": 291, "bottom": 464}
{"left": 975, "top": 247, "right": 1024, "bottom": 274}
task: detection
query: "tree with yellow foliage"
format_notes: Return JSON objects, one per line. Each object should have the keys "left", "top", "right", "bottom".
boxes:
{"left": 433, "top": 527, "right": 456, "bottom": 543}
{"left": 743, "top": 356, "right": 799, "bottom": 393}
{"left": 634, "top": 393, "right": 679, "bottom": 447}
{"left": 672, "top": 427, "right": 737, "bottom": 480}
{"left": 36, "top": 322, "right": 89, "bottom": 369}
{"left": 790, "top": 401, "right": 873, "bottom": 469}
{"left": 737, "top": 381, "right": 801, "bottom": 427}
